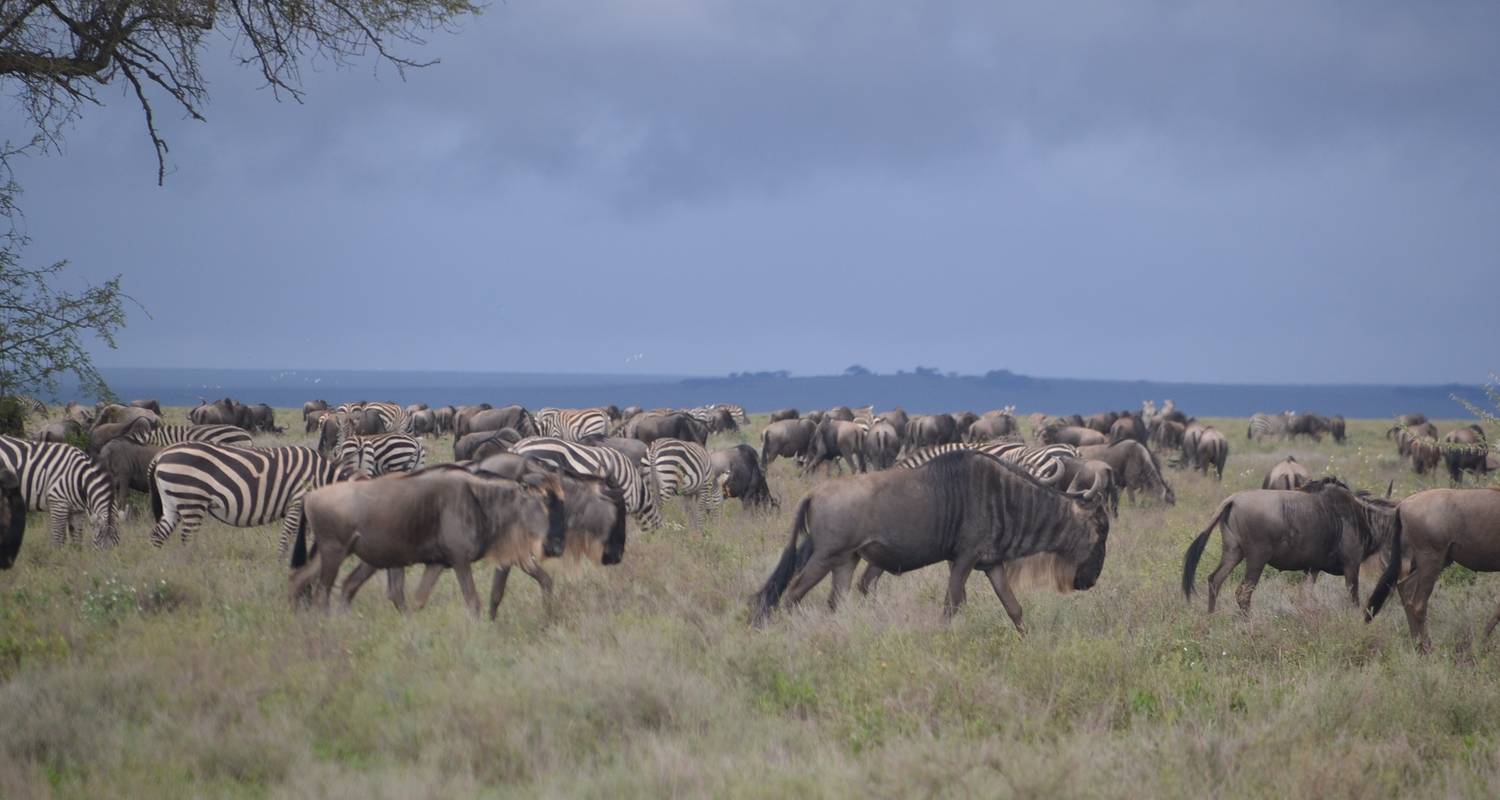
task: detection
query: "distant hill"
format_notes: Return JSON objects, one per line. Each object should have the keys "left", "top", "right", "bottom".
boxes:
{"left": 60, "top": 367, "right": 1481, "bottom": 420}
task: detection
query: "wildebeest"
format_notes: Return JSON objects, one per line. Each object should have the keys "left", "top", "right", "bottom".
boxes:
{"left": 98, "top": 438, "right": 160, "bottom": 518}
{"left": 1152, "top": 420, "right": 1185, "bottom": 451}
{"left": 904, "top": 414, "right": 958, "bottom": 451}
{"left": 761, "top": 418, "right": 816, "bottom": 470}
{"left": 407, "top": 409, "right": 437, "bottom": 438}
{"left": 751, "top": 451, "right": 1109, "bottom": 629}
{"left": 450, "top": 404, "right": 496, "bottom": 437}
{"left": 87, "top": 415, "right": 155, "bottom": 457}
{"left": 1084, "top": 412, "right": 1119, "bottom": 434}
{"left": 1108, "top": 414, "right": 1147, "bottom": 446}
{"left": 289, "top": 466, "right": 571, "bottom": 615}
{"left": 1262, "top": 456, "right": 1310, "bottom": 490}
{"left": 1287, "top": 413, "right": 1331, "bottom": 442}
{"left": 1053, "top": 457, "right": 1119, "bottom": 516}
{"left": 302, "top": 400, "right": 329, "bottom": 421}
{"left": 1182, "top": 478, "right": 1397, "bottom": 613}
{"left": 1038, "top": 425, "right": 1108, "bottom": 448}
{"left": 967, "top": 416, "right": 1017, "bottom": 442}
{"left": 454, "top": 405, "right": 533, "bottom": 440}
{"left": 1442, "top": 425, "right": 1490, "bottom": 484}
{"left": 453, "top": 428, "right": 520, "bottom": 461}
{"left": 629, "top": 412, "right": 708, "bottom": 446}
{"left": 1329, "top": 415, "right": 1346, "bottom": 444}
{"left": 950, "top": 411, "right": 979, "bottom": 439}
{"left": 880, "top": 408, "right": 910, "bottom": 436}
{"left": 824, "top": 406, "right": 854, "bottom": 422}
{"left": 711, "top": 445, "right": 777, "bottom": 511}
{"left": 596, "top": 436, "right": 648, "bottom": 468}
{"left": 1367, "top": 487, "right": 1500, "bottom": 653}
{"left": 1386, "top": 413, "right": 1429, "bottom": 440}
{"left": 805, "top": 410, "right": 826, "bottom": 425}
{"left": 0, "top": 464, "right": 27, "bottom": 570}
{"left": 803, "top": 419, "right": 866, "bottom": 475}
{"left": 1408, "top": 433, "right": 1442, "bottom": 475}
{"left": 129, "top": 399, "right": 162, "bottom": 415}
{"left": 1194, "top": 428, "right": 1229, "bottom": 479}
{"left": 93, "top": 403, "right": 158, "bottom": 428}
{"left": 769, "top": 408, "right": 799, "bottom": 423}
{"left": 862, "top": 419, "right": 902, "bottom": 471}
{"left": 1076, "top": 441, "right": 1176, "bottom": 507}
{"left": 432, "top": 405, "right": 456, "bottom": 434}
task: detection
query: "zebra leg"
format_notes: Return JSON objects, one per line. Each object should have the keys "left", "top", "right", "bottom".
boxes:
{"left": 278, "top": 500, "right": 305, "bottom": 555}
{"left": 49, "top": 505, "right": 70, "bottom": 546}
{"left": 177, "top": 507, "right": 208, "bottom": 545}
{"left": 149, "top": 501, "right": 184, "bottom": 547}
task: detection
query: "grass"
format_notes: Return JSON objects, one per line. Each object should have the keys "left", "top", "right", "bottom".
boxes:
{"left": 1, "top": 410, "right": 1499, "bottom": 797}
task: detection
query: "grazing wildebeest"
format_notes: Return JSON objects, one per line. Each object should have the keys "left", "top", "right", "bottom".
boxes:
{"left": 1262, "top": 456, "right": 1310, "bottom": 490}
{"left": 1054, "top": 457, "right": 1119, "bottom": 516}
{"left": 93, "top": 403, "right": 158, "bottom": 428}
{"left": 130, "top": 399, "right": 162, "bottom": 416}
{"left": 1182, "top": 478, "right": 1397, "bottom": 614}
{"left": 750, "top": 451, "right": 1109, "bottom": 630}
{"left": 406, "top": 409, "right": 437, "bottom": 438}
{"left": 862, "top": 419, "right": 902, "bottom": 471}
{"left": 1329, "top": 415, "right": 1346, "bottom": 444}
{"left": 98, "top": 438, "right": 160, "bottom": 518}
{"left": 1152, "top": 420, "right": 1185, "bottom": 451}
{"left": 904, "top": 414, "right": 958, "bottom": 452}
{"left": 1442, "top": 425, "right": 1490, "bottom": 484}
{"left": 712, "top": 445, "right": 777, "bottom": 511}
{"left": 1386, "top": 413, "right": 1429, "bottom": 440}
{"left": 1195, "top": 429, "right": 1228, "bottom": 479}
{"left": 87, "top": 415, "right": 155, "bottom": 457}
{"left": 289, "top": 466, "right": 571, "bottom": 615}
{"left": 769, "top": 408, "right": 799, "bottom": 423}
{"left": 631, "top": 412, "right": 708, "bottom": 446}
{"left": 1409, "top": 433, "right": 1442, "bottom": 475}
{"left": 761, "top": 418, "right": 816, "bottom": 470}
{"left": 1287, "top": 413, "right": 1331, "bottom": 443}
{"left": 1108, "top": 414, "right": 1147, "bottom": 446}
{"left": 1038, "top": 425, "right": 1108, "bottom": 448}
{"left": 1076, "top": 441, "right": 1176, "bottom": 507}
{"left": 450, "top": 404, "right": 495, "bottom": 437}
{"left": 190, "top": 397, "right": 242, "bottom": 427}
{"left": 0, "top": 464, "right": 27, "bottom": 569}
{"left": 453, "top": 428, "right": 520, "bottom": 461}
{"left": 1084, "top": 412, "right": 1119, "bottom": 434}
{"left": 1367, "top": 487, "right": 1500, "bottom": 653}
{"left": 803, "top": 419, "right": 866, "bottom": 475}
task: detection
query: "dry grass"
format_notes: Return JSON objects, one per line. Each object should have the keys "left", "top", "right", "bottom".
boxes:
{"left": 2, "top": 411, "right": 1499, "bottom": 797}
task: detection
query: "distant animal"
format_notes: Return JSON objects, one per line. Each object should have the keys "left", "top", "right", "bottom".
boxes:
{"left": 86, "top": 415, "right": 155, "bottom": 456}
{"left": 30, "top": 419, "right": 83, "bottom": 445}
{"left": 760, "top": 419, "right": 817, "bottom": 470}
{"left": 511, "top": 437, "right": 662, "bottom": 530}
{"left": 862, "top": 419, "right": 903, "bottom": 471}
{"left": 129, "top": 399, "right": 162, "bottom": 415}
{"left": 1329, "top": 415, "right": 1346, "bottom": 444}
{"left": 302, "top": 400, "right": 329, "bottom": 421}
{"left": 1286, "top": 413, "right": 1331, "bottom": 442}
{"left": 712, "top": 445, "right": 777, "bottom": 511}
{"left": 1038, "top": 426, "right": 1108, "bottom": 448}
{"left": 1368, "top": 487, "right": 1500, "bottom": 653}
{"left": 645, "top": 438, "right": 724, "bottom": 528}
{"left": 1442, "top": 425, "right": 1490, "bottom": 484}
{"left": 453, "top": 429, "right": 520, "bottom": 462}
{"left": 1247, "top": 412, "right": 1289, "bottom": 442}
{"left": 769, "top": 408, "right": 799, "bottom": 423}
{"left": 129, "top": 424, "right": 253, "bottom": 449}
{"left": 1183, "top": 478, "right": 1397, "bottom": 613}
{"left": 97, "top": 438, "right": 160, "bottom": 518}
{"left": 535, "top": 408, "right": 611, "bottom": 442}
{"left": 1076, "top": 441, "right": 1175, "bottom": 507}
{"left": 455, "top": 405, "right": 532, "bottom": 440}
{"left": 1195, "top": 429, "right": 1229, "bottom": 479}
{"left": 750, "top": 451, "right": 1109, "bottom": 629}
{"left": 1108, "top": 415, "right": 1147, "bottom": 446}
{"left": 1262, "top": 456, "right": 1309, "bottom": 490}
{"left": 628, "top": 412, "right": 708, "bottom": 447}
{"left": 968, "top": 416, "right": 1017, "bottom": 442}
{"left": 803, "top": 419, "right": 867, "bottom": 476}
{"left": 332, "top": 415, "right": 425, "bottom": 479}
{"left": 904, "top": 414, "right": 959, "bottom": 451}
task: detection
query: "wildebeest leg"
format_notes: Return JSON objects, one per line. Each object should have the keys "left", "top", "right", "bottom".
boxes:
{"left": 1398, "top": 558, "right": 1442, "bottom": 654}
{"left": 942, "top": 557, "right": 978, "bottom": 620}
{"left": 385, "top": 568, "right": 408, "bottom": 613}
{"left": 451, "top": 561, "right": 483, "bottom": 617}
{"left": 411, "top": 564, "right": 446, "bottom": 611}
{"left": 1483, "top": 598, "right": 1500, "bottom": 641}
{"left": 1342, "top": 564, "right": 1361, "bottom": 609}
{"left": 1235, "top": 561, "right": 1265, "bottom": 614}
{"left": 339, "top": 561, "right": 380, "bottom": 608}
{"left": 314, "top": 541, "right": 347, "bottom": 612}
{"left": 1204, "top": 547, "right": 1244, "bottom": 613}
{"left": 856, "top": 563, "right": 884, "bottom": 595}
{"left": 984, "top": 564, "right": 1027, "bottom": 634}
{"left": 488, "top": 567, "right": 512, "bottom": 620}
{"left": 518, "top": 560, "right": 555, "bottom": 615}
{"left": 783, "top": 556, "right": 837, "bottom": 610}
{"left": 827, "top": 555, "right": 857, "bottom": 612}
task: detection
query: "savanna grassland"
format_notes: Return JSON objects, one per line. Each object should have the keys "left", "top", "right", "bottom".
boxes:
{"left": 2, "top": 410, "right": 1499, "bottom": 798}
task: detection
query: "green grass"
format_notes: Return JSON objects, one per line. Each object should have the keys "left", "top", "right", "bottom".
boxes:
{"left": 1, "top": 410, "right": 1498, "bottom": 797}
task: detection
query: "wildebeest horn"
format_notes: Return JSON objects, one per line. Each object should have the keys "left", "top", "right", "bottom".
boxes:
{"left": 1386, "top": 479, "right": 1394, "bottom": 499}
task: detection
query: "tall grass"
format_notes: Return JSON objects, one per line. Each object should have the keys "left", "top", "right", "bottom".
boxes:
{"left": 0, "top": 411, "right": 1497, "bottom": 797}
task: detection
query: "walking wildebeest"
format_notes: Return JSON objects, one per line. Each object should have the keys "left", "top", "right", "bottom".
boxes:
{"left": 289, "top": 466, "right": 570, "bottom": 615}
{"left": 712, "top": 445, "right": 777, "bottom": 511}
{"left": 1262, "top": 456, "right": 1309, "bottom": 490}
{"left": 803, "top": 419, "right": 866, "bottom": 475}
{"left": 1367, "top": 487, "right": 1500, "bottom": 653}
{"left": 1442, "top": 425, "right": 1490, "bottom": 484}
{"left": 903, "top": 414, "right": 959, "bottom": 452}
{"left": 751, "top": 451, "right": 1109, "bottom": 630}
{"left": 761, "top": 418, "right": 816, "bottom": 470}
{"left": 1182, "top": 478, "right": 1398, "bottom": 613}
{"left": 1194, "top": 429, "right": 1228, "bottom": 479}
{"left": 862, "top": 419, "right": 902, "bottom": 471}
{"left": 1076, "top": 441, "right": 1176, "bottom": 506}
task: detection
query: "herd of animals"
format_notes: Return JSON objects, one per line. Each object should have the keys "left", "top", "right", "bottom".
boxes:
{"left": 0, "top": 395, "right": 1496, "bottom": 654}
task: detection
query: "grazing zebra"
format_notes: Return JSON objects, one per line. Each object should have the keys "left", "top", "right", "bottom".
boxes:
{"left": 147, "top": 442, "right": 348, "bottom": 550}
{"left": 332, "top": 415, "right": 424, "bottom": 478}
{"left": 644, "top": 437, "right": 723, "bottom": 528}
{"left": 3, "top": 395, "right": 48, "bottom": 417}
{"left": 895, "top": 441, "right": 1077, "bottom": 485}
{"left": 511, "top": 436, "right": 662, "bottom": 530}
{"left": 535, "top": 408, "right": 610, "bottom": 442}
{"left": 1247, "top": 412, "right": 1290, "bottom": 442}
{"left": 337, "top": 401, "right": 404, "bottom": 434}
{"left": 0, "top": 435, "right": 117, "bottom": 546}
{"left": 126, "top": 424, "right": 253, "bottom": 448}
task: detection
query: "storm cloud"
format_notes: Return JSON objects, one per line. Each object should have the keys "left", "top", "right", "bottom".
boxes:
{"left": 6, "top": 0, "right": 1498, "bottom": 382}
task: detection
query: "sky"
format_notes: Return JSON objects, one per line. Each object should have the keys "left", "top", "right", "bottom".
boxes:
{"left": 4, "top": 0, "right": 1498, "bottom": 384}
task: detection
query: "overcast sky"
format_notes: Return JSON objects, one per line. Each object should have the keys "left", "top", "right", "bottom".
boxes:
{"left": 6, "top": 1, "right": 1497, "bottom": 383}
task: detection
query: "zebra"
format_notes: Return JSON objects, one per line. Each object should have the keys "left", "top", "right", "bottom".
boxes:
{"left": 147, "top": 442, "right": 348, "bottom": 550}
{"left": 535, "top": 408, "right": 610, "bottom": 442}
{"left": 337, "top": 401, "right": 404, "bottom": 434}
{"left": 126, "top": 424, "right": 253, "bottom": 448}
{"left": 3, "top": 395, "right": 48, "bottom": 418}
{"left": 895, "top": 441, "right": 1077, "bottom": 486}
{"left": 332, "top": 415, "right": 424, "bottom": 478}
{"left": 644, "top": 437, "right": 723, "bottom": 528}
{"left": 511, "top": 436, "right": 661, "bottom": 530}
{"left": 1247, "top": 412, "right": 1290, "bottom": 442}
{"left": 0, "top": 435, "right": 118, "bottom": 547}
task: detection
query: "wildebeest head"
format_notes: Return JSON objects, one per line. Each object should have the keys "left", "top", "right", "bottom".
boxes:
{"left": 0, "top": 465, "right": 25, "bottom": 570}
{"left": 1063, "top": 476, "right": 1111, "bottom": 590}
{"left": 520, "top": 469, "right": 568, "bottom": 558}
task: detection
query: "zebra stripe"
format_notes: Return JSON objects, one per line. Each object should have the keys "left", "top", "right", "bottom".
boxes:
{"left": 127, "top": 424, "right": 253, "bottom": 448}
{"left": 0, "top": 435, "right": 117, "bottom": 546}
{"left": 895, "top": 441, "right": 1077, "bottom": 485}
{"left": 335, "top": 431, "right": 425, "bottom": 478}
{"left": 3, "top": 396, "right": 48, "bottom": 417}
{"left": 337, "top": 401, "right": 404, "bottom": 433}
{"left": 511, "top": 437, "right": 661, "bottom": 530}
{"left": 644, "top": 437, "right": 722, "bottom": 528}
{"left": 1248, "top": 412, "right": 1289, "bottom": 441}
{"left": 535, "top": 408, "right": 610, "bottom": 441}
{"left": 147, "top": 443, "right": 345, "bottom": 550}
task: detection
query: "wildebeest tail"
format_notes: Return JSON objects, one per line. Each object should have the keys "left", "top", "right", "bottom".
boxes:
{"left": 1366, "top": 509, "right": 1403, "bottom": 620}
{"left": 751, "top": 496, "right": 814, "bottom": 626}
{"left": 602, "top": 488, "right": 627, "bottom": 566}
{"left": 290, "top": 510, "right": 312, "bottom": 569}
{"left": 1182, "top": 498, "right": 1232, "bottom": 600}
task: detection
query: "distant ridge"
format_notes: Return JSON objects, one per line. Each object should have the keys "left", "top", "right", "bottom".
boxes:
{"left": 55, "top": 367, "right": 1481, "bottom": 419}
